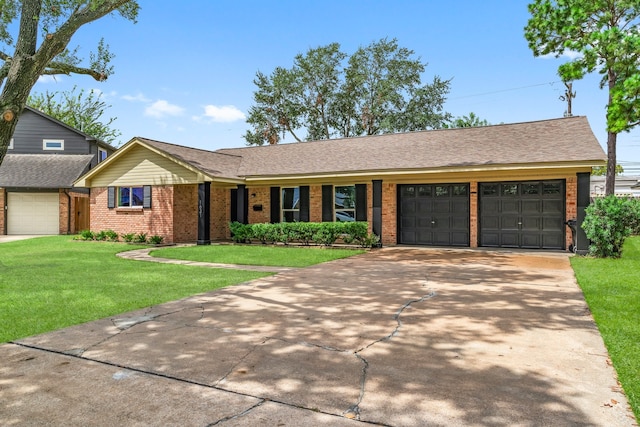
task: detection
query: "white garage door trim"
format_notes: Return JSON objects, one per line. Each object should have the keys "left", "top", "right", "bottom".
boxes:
{"left": 7, "top": 192, "right": 60, "bottom": 235}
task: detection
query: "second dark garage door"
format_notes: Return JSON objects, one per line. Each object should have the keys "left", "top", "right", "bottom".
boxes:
{"left": 479, "top": 180, "right": 565, "bottom": 249}
{"left": 398, "top": 184, "right": 470, "bottom": 246}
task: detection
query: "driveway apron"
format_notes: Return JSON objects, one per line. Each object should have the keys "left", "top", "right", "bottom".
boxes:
{"left": 1, "top": 248, "right": 635, "bottom": 426}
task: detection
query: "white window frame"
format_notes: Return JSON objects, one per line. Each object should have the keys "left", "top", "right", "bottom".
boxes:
{"left": 334, "top": 185, "right": 356, "bottom": 222}
{"left": 8, "top": 138, "right": 13, "bottom": 149}
{"left": 118, "top": 186, "right": 144, "bottom": 208}
{"left": 43, "top": 139, "right": 64, "bottom": 151}
{"left": 281, "top": 187, "right": 300, "bottom": 222}
{"left": 98, "top": 148, "right": 108, "bottom": 162}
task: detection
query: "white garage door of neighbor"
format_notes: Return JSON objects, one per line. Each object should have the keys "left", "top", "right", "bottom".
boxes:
{"left": 7, "top": 192, "right": 60, "bottom": 235}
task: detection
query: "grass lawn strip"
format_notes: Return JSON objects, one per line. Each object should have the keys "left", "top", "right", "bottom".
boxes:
{"left": 0, "top": 236, "right": 269, "bottom": 343}
{"left": 151, "top": 244, "right": 365, "bottom": 267}
{"left": 571, "top": 236, "right": 640, "bottom": 422}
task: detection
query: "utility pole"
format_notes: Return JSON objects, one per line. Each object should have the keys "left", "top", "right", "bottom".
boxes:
{"left": 559, "top": 81, "right": 576, "bottom": 117}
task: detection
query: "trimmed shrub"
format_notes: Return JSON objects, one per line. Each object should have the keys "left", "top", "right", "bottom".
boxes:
{"left": 312, "top": 222, "right": 343, "bottom": 246}
{"left": 229, "top": 221, "right": 252, "bottom": 243}
{"left": 582, "top": 195, "right": 639, "bottom": 258}
{"left": 94, "top": 230, "right": 108, "bottom": 241}
{"left": 104, "top": 230, "right": 119, "bottom": 242}
{"left": 149, "top": 235, "right": 164, "bottom": 245}
{"left": 78, "top": 229, "right": 94, "bottom": 241}
{"left": 121, "top": 233, "right": 135, "bottom": 243}
{"left": 133, "top": 233, "right": 148, "bottom": 244}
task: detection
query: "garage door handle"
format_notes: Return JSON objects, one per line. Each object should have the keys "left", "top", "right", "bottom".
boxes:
{"left": 431, "top": 220, "right": 436, "bottom": 224}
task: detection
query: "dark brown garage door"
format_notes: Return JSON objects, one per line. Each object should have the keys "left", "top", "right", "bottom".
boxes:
{"left": 399, "top": 184, "right": 470, "bottom": 246}
{"left": 479, "top": 180, "right": 565, "bottom": 249}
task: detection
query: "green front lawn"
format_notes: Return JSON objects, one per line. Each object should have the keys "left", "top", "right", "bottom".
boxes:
{"left": 0, "top": 236, "right": 270, "bottom": 343}
{"left": 151, "top": 244, "right": 365, "bottom": 267}
{"left": 571, "top": 236, "right": 640, "bottom": 421}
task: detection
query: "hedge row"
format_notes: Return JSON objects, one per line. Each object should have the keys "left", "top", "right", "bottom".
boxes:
{"left": 228, "top": 221, "right": 380, "bottom": 247}
{"left": 583, "top": 195, "right": 640, "bottom": 258}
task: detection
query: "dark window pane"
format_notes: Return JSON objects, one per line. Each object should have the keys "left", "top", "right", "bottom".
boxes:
{"left": 522, "top": 183, "right": 540, "bottom": 195}
{"left": 335, "top": 186, "right": 355, "bottom": 209}
{"left": 131, "top": 187, "right": 144, "bottom": 206}
{"left": 402, "top": 186, "right": 416, "bottom": 198}
{"left": 452, "top": 185, "right": 467, "bottom": 196}
{"left": 335, "top": 210, "right": 355, "bottom": 221}
{"left": 482, "top": 184, "right": 498, "bottom": 196}
{"left": 119, "top": 188, "right": 130, "bottom": 206}
{"left": 543, "top": 182, "right": 561, "bottom": 195}
{"left": 435, "top": 186, "right": 449, "bottom": 197}
{"left": 418, "top": 185, "right": 431, "bottom": 197}
{"left": 282, "top": 187, "right": 300, "bottom": 210}
{"left": 283, "top": 210, "right": 299, "bottom": 222}
{"left": 502, "top": 184, "right": 518, "bottom": 196}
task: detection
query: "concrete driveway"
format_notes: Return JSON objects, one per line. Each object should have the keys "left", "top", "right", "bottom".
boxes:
{"left": 1, "top": 248, "right": 635, "bottom": 426}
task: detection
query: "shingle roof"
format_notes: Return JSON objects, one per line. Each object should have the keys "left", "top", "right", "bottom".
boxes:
{"left": 138, "top": 137, "right": 243, "bottom": 180}
{"left": 215, "top": 116, "right": 605, "bottom": 177}
{"left": 0, "top": 154, "right": 94, "bottom": 188}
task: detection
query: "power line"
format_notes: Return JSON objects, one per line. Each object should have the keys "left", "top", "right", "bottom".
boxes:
{"left": 449, "top": 81, "right": 562, "bottom": 100}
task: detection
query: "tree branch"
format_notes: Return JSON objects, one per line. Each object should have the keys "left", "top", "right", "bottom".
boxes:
{"left": 44, "top": 61, "right": 106, "bottom": 81}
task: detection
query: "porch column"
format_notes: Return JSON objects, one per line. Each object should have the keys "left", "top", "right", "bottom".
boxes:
{"left": 236, "top": 184, "right": 247, "bottom": 224}
{"left": 197, "top": 182, "right": 211, "bottom": 245}
{"left": 576, "top": 172, "right": 591, "bottom": 254}
{"left": 372, "top": 179, "right": 382, "bottom": 247}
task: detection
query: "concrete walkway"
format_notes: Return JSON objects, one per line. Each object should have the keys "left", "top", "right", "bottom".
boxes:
{"left": 116, "top": 246, "right": 297, "bottom": 273}
{"left": 1, "top": 248, "right": 636, "bottom": 426}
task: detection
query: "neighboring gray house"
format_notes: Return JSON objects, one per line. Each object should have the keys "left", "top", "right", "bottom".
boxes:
{"left": 0, "top": 107, "right": 116, "bottom": 235}
{"left": 590, "top": 175, "right": 640, "bottom": 198}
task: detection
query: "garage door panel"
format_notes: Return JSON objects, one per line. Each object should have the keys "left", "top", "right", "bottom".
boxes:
{"left": 8, "top": 192, "right": 59, "bottom": 235}
{"left": 399, "top": 183, "right": 469, "bottom": 246}
{"left": 479, "top": 180, "right": 564, "bottom": 250}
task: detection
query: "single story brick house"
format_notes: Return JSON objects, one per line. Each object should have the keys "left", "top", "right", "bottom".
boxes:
{"left": 75, "top": 116, "right": 605, "bottom": 251}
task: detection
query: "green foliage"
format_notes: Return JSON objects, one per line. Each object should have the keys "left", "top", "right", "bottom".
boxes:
{"left": 94, "top": 230, "right": 108, "bottom": 241}
{"left": 524, "top": 1, "right": 640, "bottom": 195}
{"left": 149, "top": 235, "right": 164, "bottom": 245}
{"left": 133, "top": 232, "right": 148, "bottom": 244}
{"left": 570, "top": 237, "right": 640, "bottom": 420}
{"left": 244, "top": 38, "right": 451, "bottom": 145}
{"left": 78, "top": 229, "right": 94, "bottom": 241}
{"left": 444, "top": 112, "right": 491, "bottom": 128}
{"left": 121, "top": 233, "right": 135, "bottom": 243}
{"left": 104, "top": 229, "right": 119, "bottom": 242}
{"left": 28, "top": 86, "right": 121, "bottom": 144}
{"left": 229, "top": 221, "right": 252, "bottom": 243}
{"left": 582, "top": 195, "right": 640, "bottom": 257}
{"left": 0, "top": 236, "right": 266, "bottom": 343}
{"left": 229, "top": 221, "right": 378, "bottom": 248}
{"left": 591, "top": 163, "right": 625, "bottom": 176}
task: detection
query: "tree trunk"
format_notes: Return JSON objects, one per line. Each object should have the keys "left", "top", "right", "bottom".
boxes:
{"left": 605, "top": 131, "right": 617, "bottom": 195}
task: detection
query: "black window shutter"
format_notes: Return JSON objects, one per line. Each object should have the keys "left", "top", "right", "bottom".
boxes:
{"left": 355, "top": 184, "right": 367, "bottom": 221}
{"left": 230, "top": 189, "right": 238, "bottom": 222}
{"left": 322, "top": 185, "right": 333, "bottom": 222}
{"left": 107, "top": 187, "right": 115, "bottom": 208}
{"left": 299, "top": 186, "right": 310, "bottom": 222}
{"left": 143, "top": 186, "right": 152, "bottom": 208}
{"left": 270, "top": 187, "right": 280, "bottom": 223}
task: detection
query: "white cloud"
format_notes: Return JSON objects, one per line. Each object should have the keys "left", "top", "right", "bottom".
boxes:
{"left": 144, "top": 100, "right": 184, "bottom": 118}
{"left": 122, "top": 92, "right": 151, "bottom": 103}
{"left": 199, "top": 105, "right": 246, "bottom": 123}
{"left": 37, "top": 75, "right": 61, "bottom": 84}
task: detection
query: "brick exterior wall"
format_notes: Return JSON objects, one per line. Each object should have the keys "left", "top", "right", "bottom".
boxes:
{"left": 380, "top": 183, "right": 397, "bottom": 246}
{"left": 173, "top": 184, "right": 198, "bottom": 243}
{"left": 469, "top": 182, "right": 479, "bottom": 248}
{"left": 59, "top": 190, "right": 90, "bottom": 235}
{"left": 211, "top": 186, "right": 231, "bottom": 240}
{"left": 565, "top": 176, "right": 578, "bottom": 250}
{"left": 309, "top": 185, "right": 323, "bottom": 223}
{"left": 247, "top": 186, "right": 271, "bottom": 224}
{"left": 91, "top": 186, "right": 176, "bottom": 243}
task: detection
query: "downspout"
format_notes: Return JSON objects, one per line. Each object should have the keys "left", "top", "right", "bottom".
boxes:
{"left": 64, "top": 189, "right": 71, "bottom": 235}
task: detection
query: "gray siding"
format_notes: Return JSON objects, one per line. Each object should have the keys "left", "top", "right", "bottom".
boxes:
{"left": 10, "top": 109, "right": 116, "bottom": 165}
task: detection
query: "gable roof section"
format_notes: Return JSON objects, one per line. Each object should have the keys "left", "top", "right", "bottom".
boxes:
{"left": 23, "top": 106, "right": 117, "bottom": 151}
{"left": 217, "top": 116, "right": 605, "bottom": 178}
{"left": 75, "top": 137, "right": 244, "bottom": 187}
{"left": 0, "top": 154, "right": 93, "bottom": 188}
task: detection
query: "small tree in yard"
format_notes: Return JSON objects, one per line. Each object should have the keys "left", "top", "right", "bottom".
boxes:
{"left": 525, "top": 1, "right": 640, "bottom": 196}
{"left": 0, "top": 0, "right": 139, "bottom": 167}
{"left": 582, "top": 195, "right": 640, "bottom": 258}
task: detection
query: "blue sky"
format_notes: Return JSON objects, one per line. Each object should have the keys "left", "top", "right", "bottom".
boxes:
{"left": 31, "top": 1, "right": 640, "bottom": 167}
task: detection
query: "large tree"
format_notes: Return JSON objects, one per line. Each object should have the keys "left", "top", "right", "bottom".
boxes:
{"left": 29, "top": 86, "right": 121, "bottom": 144}
{"left": 244, "top": 38, "right": 451, "bottom": 145}
{"left": 0, "top": 0, "right": 139, "bottom": 165}
{"left": 445, "top": 112, "right": 491, "bottom": 128}
{"left": 525, "top": 1, "right": 640, "bottom": 195}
